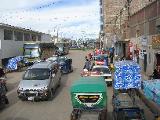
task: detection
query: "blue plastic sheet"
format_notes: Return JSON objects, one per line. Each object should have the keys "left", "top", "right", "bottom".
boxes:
{"left": 114, "top": 60, "right": 141, "bottom": 89}
{"left": 6, "top": 56, "right": 23, "bottom": 70}
{"left": 143, "top": 79, "right": 160, "bottom": 105}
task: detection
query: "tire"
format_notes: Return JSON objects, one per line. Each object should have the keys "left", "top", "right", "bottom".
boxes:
{"left": 0, "top": 96, "right": 6, "bottom": 108}
{"left": 5, "top": 97, "right": 9, "bottom": 104}
{"left": 46, "top": 90, "right": 53, "bottom": 101}
{"left": 4, "top": 85, "right": 8, "bottom": 92}
{"left": 100, "top": 110, "right": 107, "bottom": 120}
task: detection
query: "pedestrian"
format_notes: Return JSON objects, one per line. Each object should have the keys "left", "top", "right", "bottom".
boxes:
{"left": 0, "top": 67, "right": 6, "bottom": 78}
{"left": 85, "top": 56, "right": 88, "bottom": 61}
{"left": 83, "top": 59, "right": 91, "bottom": 71}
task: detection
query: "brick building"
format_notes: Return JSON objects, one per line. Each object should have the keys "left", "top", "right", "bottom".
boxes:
{"left": 101, "top": 0, "right": 160, "bottom": 76}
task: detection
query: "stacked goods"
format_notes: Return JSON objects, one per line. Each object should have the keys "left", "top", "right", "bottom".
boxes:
{"left": 143, "top": 79, "right": 160, "bottom": 105}
{"left": 6, "top": 56, "right": 24, "bottom": 70}
{"left": 114, "top": 61, "right": 141, "bottom": 89}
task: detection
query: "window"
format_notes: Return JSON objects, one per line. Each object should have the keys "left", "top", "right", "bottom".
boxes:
{"left": 24, "top": 33, "right": 30, "bottom": 41}
{"left": 4, "top": 29, "right": 13, "bottom": 40}
{"left": 31, "top": 34, "right": 36, "bottom": 41}
{"left": 38, "top": 35, "right": 41, "bottom": 41}
{"left": 156, "top": 25, "right": 160, "bottom": 34}
{"left": 14, "top": 31, "right": 23, "bottom": 41}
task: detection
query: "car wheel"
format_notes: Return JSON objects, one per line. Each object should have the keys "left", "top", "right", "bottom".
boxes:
{"left": 46, "top": 89, "right": 53, "bottom": 101}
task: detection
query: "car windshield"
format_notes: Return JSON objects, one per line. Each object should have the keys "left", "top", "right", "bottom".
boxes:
{"left": 23, "top": 69, "right": 50, "bottom": 80}
{"left": 59, "top": 57, "right": 66, "bottom": 62}
{"left": 46, "top": 57, "right": 58, "bottom": 61}
{"left": 24, "top": 48, "right": 39, "bottom": 57}
{"left": 95, "top": 55, "right": 107, "bottom": 61}
{"left": 92, "top": 67, "right": 111, "bottom": 74}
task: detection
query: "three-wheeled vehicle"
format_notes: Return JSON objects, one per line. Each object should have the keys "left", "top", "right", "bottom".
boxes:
{"left": 58, "top": 56, "right": 73, "bottom": 74}
{"left": 112, "top": 89, "right": 145, "bottom": 120}
{"left": 70, "top": 76, "right": 107, "bottom": 120}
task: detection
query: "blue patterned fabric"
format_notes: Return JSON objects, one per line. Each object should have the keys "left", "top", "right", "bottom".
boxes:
{"left": 143, "top": 79, "right": 160, "bottom": 105}
{"left": 114, "top": 60, "right": 141, "bottom": 89}
{"left": 6, "top": 56, "right": 23, "bottom": 70}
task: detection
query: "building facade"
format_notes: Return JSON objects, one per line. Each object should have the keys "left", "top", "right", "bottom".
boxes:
{"left": 127, "top": 0, "right": 160, "bottom": 75}
{"left": 0, "top": 23, "right": 52, "bottom": 66}
{"left": 103, "top": 0, "right": 160, "bottom": 75}
{"left": 102, "top": 0, "right": 159, "bottom": 76}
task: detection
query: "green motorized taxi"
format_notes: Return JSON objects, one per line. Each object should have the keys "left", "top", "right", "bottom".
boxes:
{"left": 70, "top": 76, "right": 107, "bottom": 120}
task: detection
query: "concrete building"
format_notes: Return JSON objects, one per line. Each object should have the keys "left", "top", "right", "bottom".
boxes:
{"left": 0, "top": 23, "right": 52, "bottom": 66}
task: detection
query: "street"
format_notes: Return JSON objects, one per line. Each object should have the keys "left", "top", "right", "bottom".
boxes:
{"left": 0, "top": 50, "right": 154, "bottom": 120}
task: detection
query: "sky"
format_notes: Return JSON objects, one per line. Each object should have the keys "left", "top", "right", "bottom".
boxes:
{"left": 0, "top": 0, "right": 100, "bottom": 40}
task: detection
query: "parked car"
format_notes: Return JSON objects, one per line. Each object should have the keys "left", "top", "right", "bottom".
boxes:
{"left": 17, "top": 61, "right": 61, "bottom": 101}
{"left": 0, "top": 82, "right": 9, "bottom": 108}
{"left": 91, "top": 65, "right": 112, "bottom": 86}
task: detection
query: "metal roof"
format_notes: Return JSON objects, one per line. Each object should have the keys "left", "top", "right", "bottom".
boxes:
{"left": 0, "top": 23, "right": 42, "bottom": 34}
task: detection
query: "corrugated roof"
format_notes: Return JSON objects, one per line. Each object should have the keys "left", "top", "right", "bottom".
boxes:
{"left": 0, "top": 23, "right": 42, "bottom": 34}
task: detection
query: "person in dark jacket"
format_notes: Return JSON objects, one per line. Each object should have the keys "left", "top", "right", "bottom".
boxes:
{"left": 83, "top": 59, "right": 91, "bottom": 71}
{"left": 152, "top": 69, "right": 160, "bottom": 79}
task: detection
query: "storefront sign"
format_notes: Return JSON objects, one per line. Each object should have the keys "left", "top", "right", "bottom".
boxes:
{"left": 152, "top": 35, "right": 160, "bottom": 49}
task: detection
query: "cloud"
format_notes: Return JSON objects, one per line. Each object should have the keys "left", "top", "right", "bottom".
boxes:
{"left": 0, "top": 0, "right": 100, "bottom": 39}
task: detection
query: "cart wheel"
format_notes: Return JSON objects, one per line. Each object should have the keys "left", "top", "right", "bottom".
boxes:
{"left": 112, "top": 111, "right": 116, "bottom": 120}
{"left": 100, "top": 110, "right": 107, "bottom": 120}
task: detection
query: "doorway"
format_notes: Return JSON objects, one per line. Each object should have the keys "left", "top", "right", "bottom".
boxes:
{"left": 144, "top": 53, "right": 147, "bottom": 72}
{"left": 156, "top": 53, "right": 160, "bottom": 73}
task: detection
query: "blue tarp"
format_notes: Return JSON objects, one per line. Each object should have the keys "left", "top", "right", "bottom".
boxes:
{"left": 143, "top": 79, "right": 160, "bottom": 105}
{"left": 6, "top": 56, "right": 23, "bottom": 70}
{"left": 114, "top": 60, "right": 141, "bottom": 89}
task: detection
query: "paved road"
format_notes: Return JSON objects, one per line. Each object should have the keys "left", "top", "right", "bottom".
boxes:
{"left": 0, "top": 50, "right": 155, "bottom": 120}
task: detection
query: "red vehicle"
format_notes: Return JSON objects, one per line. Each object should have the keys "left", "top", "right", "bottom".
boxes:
{"left": 93, "top": 54, "right": 108, "bottom": 66}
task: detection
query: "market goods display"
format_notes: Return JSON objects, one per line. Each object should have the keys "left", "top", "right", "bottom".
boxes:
{"left": 143, "top": 79, "right": 160, "bottom": 105}
{"left": 114, "top": 61, "right": 141, "bottom": 89}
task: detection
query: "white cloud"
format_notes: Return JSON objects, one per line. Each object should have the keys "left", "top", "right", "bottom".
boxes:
{"left": 0, "top": 0, "right": 100, "bottom": 39}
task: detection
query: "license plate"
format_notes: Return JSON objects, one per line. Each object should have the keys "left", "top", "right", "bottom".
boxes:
{"left": 105, "top": 79, "right": 112, "bottom": 82}
{"left": 28, "top": 97, "right": 34, "bottom": 101}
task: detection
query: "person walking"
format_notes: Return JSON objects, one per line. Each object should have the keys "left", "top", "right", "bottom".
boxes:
{"left": 83, "top": 59, "right": 91, "bottom": 71}
{"left": 152, "top": 69, "right": 160, "bottom": 79}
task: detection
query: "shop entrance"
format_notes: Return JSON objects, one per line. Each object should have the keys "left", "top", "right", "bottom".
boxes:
{"left": 156, "top": 53, "right": 160, "bottom": 73}
{"left": 144, "top": 53, "right": 147, "bottom": 72}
